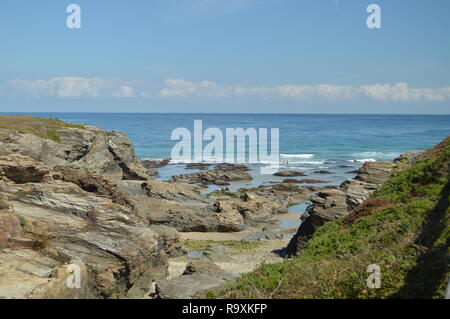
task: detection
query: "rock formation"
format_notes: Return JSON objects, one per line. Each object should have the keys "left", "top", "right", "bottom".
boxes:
{"left": 0, "top": 125, "right": 154, "bottom": 182}
{"left": 172, "top": 164, "right": 252, "bottom": 185}
{"left": 286, "top": 161, "right": 396, "bottom": 256}
{"left": 0, "top": 155, "right": 170, "bottom": 298}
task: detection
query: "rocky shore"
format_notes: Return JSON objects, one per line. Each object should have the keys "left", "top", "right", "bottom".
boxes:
{"left": 0, "top": 117, "right": 299, "bottom": 298}
{"left": 0, "top": 115, "right": 431, "bottom": 299}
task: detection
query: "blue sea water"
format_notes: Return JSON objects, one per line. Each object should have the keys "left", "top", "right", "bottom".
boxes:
{"left": 3, "top": 113, "right": 450, "bottom": 192}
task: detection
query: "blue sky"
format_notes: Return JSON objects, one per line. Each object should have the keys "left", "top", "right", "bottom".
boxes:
{"left": 0, "top": 0, "right": 449, "bottom": 113}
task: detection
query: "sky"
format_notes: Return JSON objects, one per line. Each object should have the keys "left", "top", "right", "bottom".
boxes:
{"left": 0, "top": 0, "right": 449, "bottom": 113}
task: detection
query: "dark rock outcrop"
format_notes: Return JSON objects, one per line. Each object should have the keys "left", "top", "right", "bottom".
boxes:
{"left": 273, "top": 171, "right": 307, "bottom": 177}
{"left": 141, "top": 158, "right": 170, "bottom": 169}
{"left": 172, "top": 165, "right": 252, "bottom": 185}
{"left": 282, "top": 178, "right": 330, "bottom": 184}
{"left": 287, "top": 161, "right": 396, "bottom": 256}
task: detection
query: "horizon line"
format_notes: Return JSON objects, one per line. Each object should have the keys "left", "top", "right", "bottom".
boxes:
{"left": 1, "top": 112, "right": 450, "bottom": 116}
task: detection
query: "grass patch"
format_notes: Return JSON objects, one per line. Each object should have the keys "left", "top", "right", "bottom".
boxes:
{"left": 19, "top": 217, "right": 27, "bottom": 227}
{"left": 218, "top": 137, "right": 450, "bottom": 299}
{"left": 0, "top": 115, "right": 85, "bottom": 143}
{"left": 183, "top": 240, "right": 263, "bottom": 252}
{"left": 287, "top": 201, "right": 300, "bottom": 207}
{"left": 207, "top": 189, "right": 240, "bottom": 199}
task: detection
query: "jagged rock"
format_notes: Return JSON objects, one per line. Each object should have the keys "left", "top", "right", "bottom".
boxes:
{"left": 183, "top": 258, "right": 231, "bottom": 278}
{"left": 0, "top": 126, "right": 153, "bottom": 182}
{"left": 185, "top": 163, "right": 211, "bottom": 170}
{"left": 0, "top": 193, "right": 22, "bottom": 249}
{"left": 394, "top": 151, "right": 424, "bottom": 165}
{"left": 141, "top": 159, "right": 170, "bottom": 169}
{"left": 340, "top": 179, "right": 378, "bottom": 210}
{"left": 0, "top": 155, "right": 51, "bottom": 183}
{"left": 0, "top": 250, "right": 96, "bottom": 299}
{"left": 241, "top": 231, "right": 295, "bottom": 241}
{"left": 203, "top": 244, "right": 236, "bottom": 262}
{"left": 117, "top": 180, "right": 244, "bottom": 232}
{"left": 354, "top": 161, "right": 395, "bottom": 185}
{"left": 273, "top": 171, "right": 307, "bottom": 177}
{"left": 172, "top": 167, "right": 252, "bottom": 185}
{"left": 272, "top": 183, "right": 302, "bottom": 192}
{"left": 215, "top": 164, "right": 249, "bottom": 171}
{"left": 149, "top": 225, "right": 186, "bottom": 257}
{"left": 287, "top": 189, "right": 347, "bottom": 255}
{"left": 155, "top": 273, "right": 225, "bottom": 299}
{"left": 216, "top": 195, "right": 288, "bottom": 223}
{"left": 55, "top": 166, "right": 131, "bottom": 206}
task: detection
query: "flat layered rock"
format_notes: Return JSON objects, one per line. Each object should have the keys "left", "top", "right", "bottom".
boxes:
{"left": 273, "top": 171, "right": 307, "bottom": 177}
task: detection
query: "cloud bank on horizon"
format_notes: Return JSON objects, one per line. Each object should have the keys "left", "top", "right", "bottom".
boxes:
{"left": 2, "top": 77, "right": 450, "bottom": 103}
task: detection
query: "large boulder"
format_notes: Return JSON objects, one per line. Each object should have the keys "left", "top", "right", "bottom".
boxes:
{"left": 0, "top": 126, "right": 153, "bottom": 182}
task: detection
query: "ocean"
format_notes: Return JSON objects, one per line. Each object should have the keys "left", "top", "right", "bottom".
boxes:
{"left": 4, "top": 113, "right": 450, "bottom": 193}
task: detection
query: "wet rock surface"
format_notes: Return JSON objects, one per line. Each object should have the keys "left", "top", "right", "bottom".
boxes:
{"left": 282, "top": 178, "right": 330, "bottom": 184}
{"left": 141, "top": 158, "right": 170, "bottom": 169}
{"left": 273, "top": 170, "right": 307, "bottom": 177}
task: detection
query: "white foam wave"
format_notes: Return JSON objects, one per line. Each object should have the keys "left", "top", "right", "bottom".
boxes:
{"left": 351, "top": 152, "right": 400, "bottom": 159}
{"left": 280, "top": 154, "right": 314, "bottom": 159}
{"left": 347, "top": 158, "right": 376, "bottom": 163}
{"left": 288, "top": 160, "right": 324, "bottom": 165}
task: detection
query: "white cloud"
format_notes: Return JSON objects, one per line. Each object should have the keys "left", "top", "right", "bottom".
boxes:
{"left": 157, "top": 78, "right": 229, "bottom": 98}
{"left": 359, "top": 82, "right": 450, "bottom": 102}
{"left": 157, "top": 79, "right": 450, "bottom": 102}
{"left": 3, "top": 77, "right": 135, "bottom": 99}
{"left": 1, "top": 77, "right": 449, "bottom": 103}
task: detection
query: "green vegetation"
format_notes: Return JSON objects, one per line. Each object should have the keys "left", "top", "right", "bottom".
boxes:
{"left": 0, "top": 115, "right": 85, "bottom": 143}
{"left": 207, "top": 189, "right": 240, "bottom": 199}
{"left": 219, "top": 138, "right": 449, "bottom": 299}
{"left": 183, "top": 240, "right": 262, "bottom": 252}
{"left": 19, "top": 217, "right": 27, "bottom": 227}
